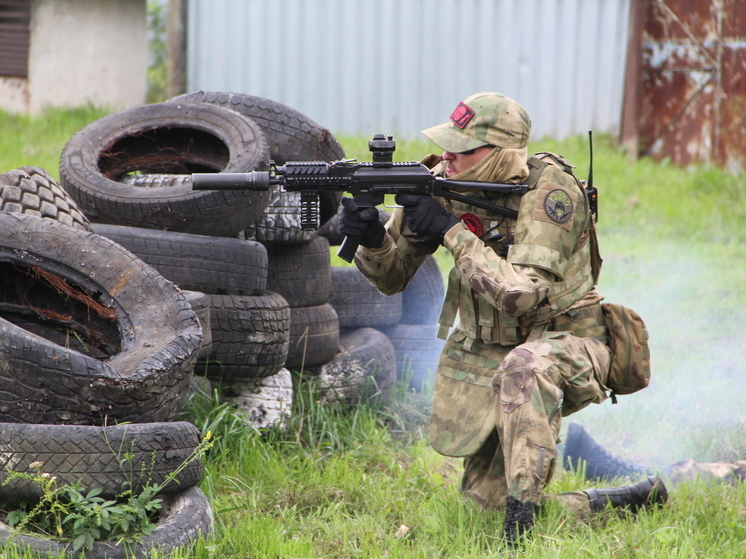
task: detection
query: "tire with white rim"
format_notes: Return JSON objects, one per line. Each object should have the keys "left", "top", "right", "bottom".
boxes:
{"left": 220, "top": 368, "right": 294, "bottom": 431}
{"left": 308, "top": 327, "right": 396, "bottom": 405}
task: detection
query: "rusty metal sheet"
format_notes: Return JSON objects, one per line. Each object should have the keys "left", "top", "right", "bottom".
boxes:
{"left": 640, "top": 0, "right": 746, "bottom": 172}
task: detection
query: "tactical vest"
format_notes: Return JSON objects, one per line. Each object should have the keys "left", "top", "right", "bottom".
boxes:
{"left": 437, "top": 153, "right": 602, "bottom": 347}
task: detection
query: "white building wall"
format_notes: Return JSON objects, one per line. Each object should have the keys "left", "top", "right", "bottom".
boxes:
{"left": 187, "top": 0, "right": 631, "bottom": 141}
{"left": 0, "top": 0, "right": 148, "bottom": 114}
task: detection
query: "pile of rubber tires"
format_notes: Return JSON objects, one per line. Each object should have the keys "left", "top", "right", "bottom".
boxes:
{"left": 0, "top": 168, "right": 212, "bottom": 557}
{"left": 56, "top": 91, "right": 445, "bottom": 416}
{"left": 0, "top": 92, "right": 447, "bottom": 555}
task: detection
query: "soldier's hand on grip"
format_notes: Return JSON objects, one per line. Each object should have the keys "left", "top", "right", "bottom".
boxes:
{"left": 339, "top": 197, "right": 385, "bottom": 248}
{"left": 395, "top": 194, "right": 460, "bottom": 240}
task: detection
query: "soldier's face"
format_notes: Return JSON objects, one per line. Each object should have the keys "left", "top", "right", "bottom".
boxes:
{"left": 442, "top": 146, "right": 494, "bottom": 177}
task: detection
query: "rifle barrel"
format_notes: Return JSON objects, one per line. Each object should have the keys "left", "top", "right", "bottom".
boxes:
{"left": 192, "top": 172, "right": 273, "bottom": 191}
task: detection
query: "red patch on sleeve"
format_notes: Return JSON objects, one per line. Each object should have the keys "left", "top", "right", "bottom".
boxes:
{"left": 459, "top": 213, "right": 483, "bottom": 236}
{"left": 450, "top": 102, "right": 475, "bottom": 129}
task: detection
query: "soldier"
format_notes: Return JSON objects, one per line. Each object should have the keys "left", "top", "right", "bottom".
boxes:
{"left": 564, "top": 421, "right": 746, "bottom": 485}
{"left": 340, "top": 92, "right": 667, "bottom": 544}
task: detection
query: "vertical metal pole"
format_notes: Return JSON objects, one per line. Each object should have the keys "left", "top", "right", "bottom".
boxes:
{"left": 167, "top": 0, "right": 187, "bottom": 98}
{"left": 620, "top": 0, "right": 646, "bottom": 161}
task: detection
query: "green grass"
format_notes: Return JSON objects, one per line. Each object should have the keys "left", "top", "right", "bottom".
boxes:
{"left": 1, "top": 109, "right": 746, "bottom": 557}
{"left": 179, "top": 382, "right": 746, "bottom": 559}
{"left": 0, "top": 106, "right": 109, "bottom": 178}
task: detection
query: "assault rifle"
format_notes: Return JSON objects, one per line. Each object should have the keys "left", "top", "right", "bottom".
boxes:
{"left": 192, "top": 134, "right": 528, "bottom": 262}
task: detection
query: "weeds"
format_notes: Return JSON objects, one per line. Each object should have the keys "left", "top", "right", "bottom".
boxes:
{"left": 1, "top": 434, "right": 212, "bottom": 552}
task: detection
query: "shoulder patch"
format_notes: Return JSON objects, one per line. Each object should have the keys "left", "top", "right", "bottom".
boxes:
{"left": 532, "top": 181, "right": 579, "bottom": 232}
{"left": 543, "top": 189, "right": 573, "bottom": 224}
{"left": 459, "top": 212, "right": 483, "bottom": 236}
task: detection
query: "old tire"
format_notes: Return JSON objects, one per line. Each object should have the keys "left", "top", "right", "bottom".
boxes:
{"left": 286, "top": 303, "right": 340, "bottom": 370}
{"left": 220, "top": 368, "right": 294, "bottom": 431}
{"left": 329, "top": 267, "right": 402, "bottom": 328}
{"left": 245, "top": 188, "right": 319, "bottom": 244}
{"left": 170, "top": 91, "right": 346, "bottom": 228}
{"left": 59, "top": 101, "right": 270, "bottom": 237}
{"left": 0, "top": 166, "right": 91, "bottom": 231}
{"left": 0, "top": 213, "right": 202, "bottom": 425}
{"left": 380, "top": 323, "right": 445, "bottom": 391}
{"left": 183, "top": 290, "right": 213, "bottom": 359}
{"left": 198, "top": 292, "right": 290, "bottom": 381}
{"left": 91, "top": 223, "right": 268, "bottom": 296}
{"left": 0, "top": 421, "right": 203, "bottom": 503}
{"left": 0, "top": 485, "right": 213, "bottom": 559}
{"left": 265, "top": 236, "right": 332, "bottom": 308}
{"left": 401, "top": 255, "right": 445, "bottom": 325}
{"left": 308, "top": 327, "right": 396, "bottom": 405}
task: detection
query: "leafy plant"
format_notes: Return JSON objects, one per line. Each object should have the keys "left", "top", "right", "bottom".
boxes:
{"left": 1, "top": 433, "right": 212, "bottom": 552}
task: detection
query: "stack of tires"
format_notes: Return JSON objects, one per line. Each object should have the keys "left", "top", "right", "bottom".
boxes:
{"left": 319, "top": 208, "right": 446, "bottom": 392}
{"left": 0, "top": 168, "right": 212, "bottom": 557}
{"left": 55, "top": 92, "right": 403, "bottom": 419}
{"left": 0, "top": 92, "right": 449, "bottom": 555}
{"left": 381, "top": 253, "right": 447, "bottom": 392}
{"left": 166, "top": 93, "right": 399, "bottom": 408}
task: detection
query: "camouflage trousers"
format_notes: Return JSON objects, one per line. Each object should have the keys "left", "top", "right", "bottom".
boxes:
{"left": 662, "top": 460, "right": 746, "bottom": 485}
{"left": 461, "top": 428, "right": 593, "bottom": 515}
{"left": 430, "top": 330, "right": 611, "bottom": 513}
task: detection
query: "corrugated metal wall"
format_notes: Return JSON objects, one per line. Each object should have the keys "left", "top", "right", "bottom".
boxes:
{"left": 187, "top": 0, "right": 631, "bottom": 141}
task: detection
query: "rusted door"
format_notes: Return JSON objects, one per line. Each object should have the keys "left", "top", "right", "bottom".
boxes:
{"left": 639, "top": 0, "right": 746, "bottom": 172}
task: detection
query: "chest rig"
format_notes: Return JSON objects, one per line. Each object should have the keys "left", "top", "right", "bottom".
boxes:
{"left": 437, "top": 153, "right": 600, "bottom": 348}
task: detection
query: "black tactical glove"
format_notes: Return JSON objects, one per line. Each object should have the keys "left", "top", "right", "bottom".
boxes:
{"left": 395, "top": 193, "right": 460, "bottom": 239}
{"left": 339, "top": 197, "right": 385, "bottom": 249}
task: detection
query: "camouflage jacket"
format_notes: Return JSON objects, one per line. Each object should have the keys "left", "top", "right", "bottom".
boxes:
{"left": 354, "top": 153, "right": 599, "bottom": 347}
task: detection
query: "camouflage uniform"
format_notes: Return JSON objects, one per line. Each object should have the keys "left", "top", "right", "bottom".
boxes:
{"left": 665, "top": 460, "right": 746, "bottom": 484}
{"left": 355, "top": 92, "right": 611, "bottom": 514}
{"left": 565, "top": 421, "right": 746, "bottom": 487}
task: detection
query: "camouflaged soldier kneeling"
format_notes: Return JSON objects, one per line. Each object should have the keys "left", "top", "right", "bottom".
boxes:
{"left": 340, "top": 92, "right": 667, "bottom": 545}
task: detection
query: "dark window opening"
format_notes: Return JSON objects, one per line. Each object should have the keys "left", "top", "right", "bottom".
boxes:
{"left": 0, "top": 1, "right": 31, "bottom": 78}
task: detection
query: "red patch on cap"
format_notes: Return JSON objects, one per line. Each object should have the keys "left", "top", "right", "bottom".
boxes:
{"left": 460, "top": 213, "right": 483, "bottom": 236}
{"left": 450, "top": 102, "right": 475, "bottom": 129}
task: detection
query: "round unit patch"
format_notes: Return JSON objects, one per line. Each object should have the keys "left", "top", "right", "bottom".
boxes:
{"left": 543, "top": 189, "right": 573, "bottom": 224}
{"left": 459, "top": 212, "right": 483, "bottom": 236}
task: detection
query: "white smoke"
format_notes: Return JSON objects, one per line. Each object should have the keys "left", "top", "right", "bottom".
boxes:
{"left": 565, "top": 234, "right": 746, "bottom": 466}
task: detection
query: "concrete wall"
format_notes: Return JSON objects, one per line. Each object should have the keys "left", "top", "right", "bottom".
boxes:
{"left": 0, "top": 0, "right": 147, "bottom": 113}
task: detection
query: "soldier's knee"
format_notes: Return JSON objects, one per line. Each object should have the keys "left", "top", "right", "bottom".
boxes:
{"left": 492, "top": 346, "right": 543, "bottom": 414}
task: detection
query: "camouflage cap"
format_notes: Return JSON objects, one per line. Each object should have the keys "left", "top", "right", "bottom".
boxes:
{"left": 422, "top": 92, "right": 531, "bottom": 153}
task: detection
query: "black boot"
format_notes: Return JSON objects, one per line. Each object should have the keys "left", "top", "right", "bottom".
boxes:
{"left": 503, "top": 496, "right": 539, "bottom": 546}
{"left": 564, "top": 422, "right": 654, "bottom": 481}
{"left": 585, "top": 475, "right": 668, "bottom": 513}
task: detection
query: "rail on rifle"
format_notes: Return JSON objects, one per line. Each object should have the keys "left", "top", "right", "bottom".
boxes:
{"left": 192, "top": 134, "right": 528, "bottom": 262}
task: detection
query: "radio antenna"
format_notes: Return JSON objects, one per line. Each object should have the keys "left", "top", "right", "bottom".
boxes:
{"left": 586, "top": 130, "right": 598, "bottom": 221}
{"left": 587, "top": 130, "right": 593, "bottom": 187}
